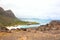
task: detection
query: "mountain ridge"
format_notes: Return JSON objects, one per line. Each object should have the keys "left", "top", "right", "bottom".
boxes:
{"left": 0, "top": 7, "right": 39, "bottom": 27}
{"left": 0, "top": 7, "right": 29, "bottom": 27}
{"left": 0, "top": 7, "right": 16, "bottom": 18}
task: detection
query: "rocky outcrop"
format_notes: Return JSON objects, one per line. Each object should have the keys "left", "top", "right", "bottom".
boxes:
{"left": 37, "top": 20, "right": 60, "bottom": 31}
{"left": 0, "top": 27, "right": 9, "bottom": 32}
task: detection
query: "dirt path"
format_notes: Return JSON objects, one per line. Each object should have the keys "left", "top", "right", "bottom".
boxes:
{"left": 0, "top": 31, "right": 60, "bottom": 40}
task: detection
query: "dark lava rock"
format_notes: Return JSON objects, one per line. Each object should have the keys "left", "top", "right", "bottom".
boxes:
{"left": 20, "top": 28, "right": 27, "bottom": 31}
{"left": 0, "top": 27, "right": 9, "bottom": 32}
{"left": 37, "top": 20, "right": 60, "bottom": 31}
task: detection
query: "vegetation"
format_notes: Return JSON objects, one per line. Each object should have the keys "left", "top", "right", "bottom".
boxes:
{"left": 0, "top": 15, "right": 39, "bottom": 27}
{"left": 0, "top": 7, "right": 39, "bottom": 27}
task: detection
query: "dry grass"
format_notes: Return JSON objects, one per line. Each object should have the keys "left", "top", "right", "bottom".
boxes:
{"left": 0, "top": 30, "right": 60, "bottom": 40}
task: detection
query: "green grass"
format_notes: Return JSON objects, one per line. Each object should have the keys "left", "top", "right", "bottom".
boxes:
{"left": 0, "top": 15, "right": 39, "bottom": 27}
{"left": 0, "top": 7, "right": 39, "bottom": 27}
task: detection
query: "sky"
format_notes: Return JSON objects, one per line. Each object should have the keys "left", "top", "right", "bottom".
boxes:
{"left": 0, "top": 0, "right": 60, "bottom": 19}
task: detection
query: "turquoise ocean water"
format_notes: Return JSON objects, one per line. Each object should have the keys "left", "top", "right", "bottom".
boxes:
{"left": 20, "top": 18, "right": 51, "bottom": 25}
{"left": 18, "top": 18, "right": 51, "bottom": 28}
{"left": 7, "top": 18, "right": 52, "bottom": 30}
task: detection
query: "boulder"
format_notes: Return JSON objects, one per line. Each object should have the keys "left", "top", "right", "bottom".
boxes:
{"left": 37, "top": 20, "right": 60, "bottom": 31}
{"left": 0, "top": 27, "right": 9, "bottom": 32}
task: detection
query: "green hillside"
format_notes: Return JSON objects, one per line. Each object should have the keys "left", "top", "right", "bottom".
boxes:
{"left": 0, "top": 7, "right": 39, "bottom": 27}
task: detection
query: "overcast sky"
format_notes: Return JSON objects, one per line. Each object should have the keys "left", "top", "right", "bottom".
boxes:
{"left": 0, "top": 0, "right": 60, "bottom": 19}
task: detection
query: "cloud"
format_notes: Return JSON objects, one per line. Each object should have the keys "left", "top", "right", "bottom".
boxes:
{"left": 0, "top": 0, "right": 60, "bottom": 19}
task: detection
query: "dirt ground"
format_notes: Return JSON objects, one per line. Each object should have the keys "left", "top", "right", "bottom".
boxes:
{"left": 0, "top": 30, "right": 60, "bottom": 40}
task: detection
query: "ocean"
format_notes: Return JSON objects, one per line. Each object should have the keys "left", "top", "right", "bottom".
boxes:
{"left": 20, "top": 18, "right": 51, "bottom": 25}
{"left": 7, "top": 18, "right": 51, "bottom": 30}
{"left": 18, "top": 18, "right": 51, "bottom": 28}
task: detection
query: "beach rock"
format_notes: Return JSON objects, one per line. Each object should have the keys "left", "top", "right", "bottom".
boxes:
{"left": 0, "top": 27, "right": 9, "bottom": 32}
{"left": 20, "top": 28, "right": 27, "bottom": 31}
{"left": 37, "top": 20, "right": 60, "bottom": 31}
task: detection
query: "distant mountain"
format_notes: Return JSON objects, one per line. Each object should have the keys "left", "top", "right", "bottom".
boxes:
{"left": 5, "top": 10, "right": 16, "bottom": 18}
{"left": 0, "top": 7, "right": 29, "bottom": 27}
{"left": 0, "top": 7, "right": 18, "bottom": 26}
{"left": 0, "top": 7, "right": 38, "bottom": 27}
{"left": 0, "top": 7, "right": 16, "bottom": 18}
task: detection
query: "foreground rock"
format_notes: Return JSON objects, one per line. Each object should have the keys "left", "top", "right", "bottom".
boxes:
{"left": 0, "top": 27, "right": 11, "bottom": 33}
{"left": 37, "top": 20, "right": 60, "bottom": 31}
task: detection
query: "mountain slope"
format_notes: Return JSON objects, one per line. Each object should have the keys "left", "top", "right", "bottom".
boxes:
{"left": 0, "top": 7, "right": 39, "bottom": 27}
{"left": 0, "top": 7, "right": 28, "bottom": 27}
